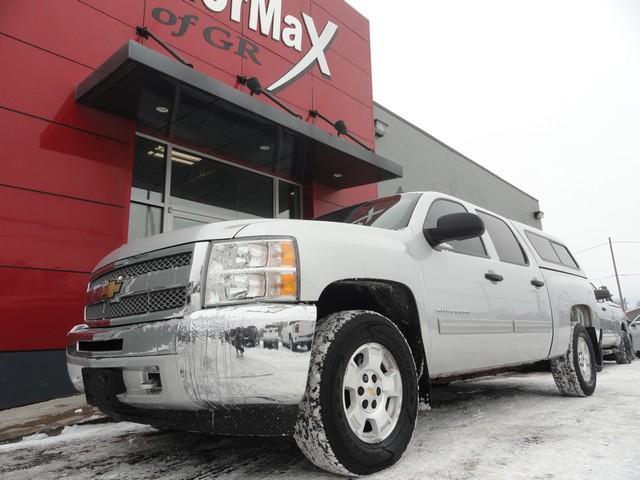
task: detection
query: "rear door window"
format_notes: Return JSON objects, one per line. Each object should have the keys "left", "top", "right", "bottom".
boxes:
{"left": 477, "top": 212, "right": 528, "bottom": 266}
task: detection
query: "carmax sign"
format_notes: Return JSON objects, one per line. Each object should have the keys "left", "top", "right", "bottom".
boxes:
{"left": 203, "top": 0, "right": 338, "bottom": 92}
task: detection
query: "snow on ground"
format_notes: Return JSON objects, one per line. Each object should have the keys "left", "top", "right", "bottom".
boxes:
{"left": 1, "top": 361, "right": 639, "bottom": 479}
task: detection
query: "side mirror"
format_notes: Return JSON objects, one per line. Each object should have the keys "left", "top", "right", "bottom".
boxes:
{"left": 424, "top": 213, "right": 485, "bottom": 247}
{"left": 594, "top": 287, "right": 612, "bottom": 301}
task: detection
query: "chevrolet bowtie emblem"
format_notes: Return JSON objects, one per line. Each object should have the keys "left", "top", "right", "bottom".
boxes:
{"left": 101, "top": 280, "right": 123, "bottom": 300}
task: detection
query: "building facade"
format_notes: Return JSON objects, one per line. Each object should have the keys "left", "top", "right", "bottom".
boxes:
{"left": 0, "top": 0, "right": 539, "bottom": 409}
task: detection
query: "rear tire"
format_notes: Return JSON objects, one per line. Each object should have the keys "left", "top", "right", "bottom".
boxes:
{"left": 294, "top": 310, "right": 418, "bottom": 476}
{"left": 551, "top": 323, "right": 597, "bottom": 397}
{"left": 615, "top": 331, "right": 633, "bottom": 364}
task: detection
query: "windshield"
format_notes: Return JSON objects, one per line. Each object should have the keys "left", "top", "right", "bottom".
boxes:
{"left": 314, "top": 193, "right": 421, "bottom": 230}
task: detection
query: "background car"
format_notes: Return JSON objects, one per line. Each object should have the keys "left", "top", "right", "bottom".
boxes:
{"left": 263, "top": 324, "right": 279, "bottom": 349}
{"left": 628, "top": 314, "right": 640, "bottom": 358}
{"left": 594, "top": 286, "right": 634, "bottom": 364}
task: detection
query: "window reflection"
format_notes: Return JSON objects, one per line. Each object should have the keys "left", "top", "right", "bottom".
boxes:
{"left": 170, "top": 149, "right": 274, "bottom": 218}
{"left": 131, "top": 138, "right": 165, "bottom": 203}
{"left": 278, "top": 182, "right": 301, "bottom": 219}
{"left": 128, "top": 203, "right": 162, "bottom": 241}
{"left": 128, "top": 137, "right": 302, "bottom": 240}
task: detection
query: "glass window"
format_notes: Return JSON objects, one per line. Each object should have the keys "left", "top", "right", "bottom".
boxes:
{"left": 477, "top": 212, "right": 527, "bottom": 265}
{"left": 551, "top": 242, "right": 579, "bottom": 269}
{"left": 131, "top": 138, "right": 165, "bottom": 202}
{"left": 170, "top": 149, "right": 274, "bottom": 218}
{"left": 315, "top": 193, "right": 421, "bottom": 230}
{"left": 128, "top": 203, "right": 162, "bottom": 241}
{"left": 424, "top": 199, "right": 487, "bottom": 256}
{"left": 278, "top": 182, "right": 302, "bottom": 219}
{"left": 128, "top": 136, "right": 304, "bottom": 240}
{"left": 525, "top": 231, "right": 561, "bottom": 263}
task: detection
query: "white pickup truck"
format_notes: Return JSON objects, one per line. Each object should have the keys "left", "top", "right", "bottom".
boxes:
{"left": 67, "top": 192, "right": 602, "bottom": 476}
{"left": 281, "top": 320, "right": 314, "bottom": 351}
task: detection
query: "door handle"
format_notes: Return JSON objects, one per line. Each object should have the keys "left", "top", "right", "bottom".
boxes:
{"left": 602, "top": 307, "right": 607, "bottom": 311}
{"left": 531, "top": 279, "right": 545, "bottom": 288}
{"left": 485, "top": 272, "right": 504, "bottom": 282}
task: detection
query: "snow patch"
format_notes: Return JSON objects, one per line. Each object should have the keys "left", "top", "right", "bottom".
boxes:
{"left": 0, "top": 422, "right": 149, "bottom": 452}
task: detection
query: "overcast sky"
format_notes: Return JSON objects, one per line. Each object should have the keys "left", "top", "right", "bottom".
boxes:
{"left": 346, "top": 0, "right": 640, "bottom": 310}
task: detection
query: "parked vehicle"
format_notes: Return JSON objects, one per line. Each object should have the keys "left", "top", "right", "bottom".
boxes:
{"left": 629, "top": 314, "right": 640, "bottom": 358}
{"left": 263, "top": 324, "right": 279, "bottom": 349}
{"left": 242, "top": 326, "right": 259, "bottom": 348}
{"left": 67, "top": 192, "right": 603, "bottom": 476}
{"left": 281, "top": 320, "right": 314, "bottom": 352}
{"left": 593, "top": 286, "right": 634, "bottom": 364}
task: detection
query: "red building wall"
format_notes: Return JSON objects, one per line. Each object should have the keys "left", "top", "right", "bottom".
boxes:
{"left": 0, "top": 0, "right": 377, "bottom": 353}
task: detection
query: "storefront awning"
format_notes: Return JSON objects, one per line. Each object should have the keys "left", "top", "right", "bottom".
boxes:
{"left": 76, "top": 41, "right": 402, "bottom": 189}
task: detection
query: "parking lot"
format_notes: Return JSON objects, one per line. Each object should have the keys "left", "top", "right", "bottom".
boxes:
{"left": 1, "top": 360, "right": 639, "bottom": 480}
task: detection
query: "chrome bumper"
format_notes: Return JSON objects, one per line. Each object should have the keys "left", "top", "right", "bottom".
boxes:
{"left": 67, "top": 303, "right": 317, "bottom": 410}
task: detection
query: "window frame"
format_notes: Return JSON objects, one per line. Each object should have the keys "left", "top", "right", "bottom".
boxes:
{"left": 476, "top": 210, "right": 530, "bottom": 267}
{"left": 130, "top": 133, "right": 303, "bottom": 238}
{"left": 423, "top": 198, "right": 489, "bottom": 258}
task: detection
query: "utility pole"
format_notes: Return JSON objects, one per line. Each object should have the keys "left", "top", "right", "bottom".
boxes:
{"left": 609, "top": 237, "right": 626, "bottom": 310}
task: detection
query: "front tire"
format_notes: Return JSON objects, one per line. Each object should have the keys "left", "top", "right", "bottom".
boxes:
{"left": 551, "top": 323, "right": 597, "bottom": 397}
{"left": 294, "top": 310, "right": 418, "bottom": 476}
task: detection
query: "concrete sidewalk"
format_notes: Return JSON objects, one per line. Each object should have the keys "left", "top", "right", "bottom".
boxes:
{"left": 0, "top": 395, "right": 104, "bottom": 443}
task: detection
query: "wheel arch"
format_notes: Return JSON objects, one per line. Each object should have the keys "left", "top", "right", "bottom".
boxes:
{"left": 316, "top": 279, "right": 430, "bottom": 403}
{"left": 572, "top": 304, "right": 602, "bottom": 367}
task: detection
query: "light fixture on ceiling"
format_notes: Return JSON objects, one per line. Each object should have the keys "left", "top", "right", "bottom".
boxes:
{"left": 156, "top": 106, "right": 169, "bottom": 114}
{"left": 333, "top": 173, "right": 343, "bottom": 178}
{"left": 146, "top": 145, "right": 166, "bottom": 159}
{"left": 172, "top": 158, "right": 194, "bottom": 166}
{"left": 259, "top": 145, "right": 271, "bottom": 151}
{"left": 171, "top": 150, "right": 202, "bottom": 166}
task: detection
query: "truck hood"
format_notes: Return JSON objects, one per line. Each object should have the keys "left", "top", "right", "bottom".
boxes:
{"left": 94, "top": 219, "right": 272, "bottom": 271}
{"left": 95, "top": 217, "right": 409, "bottom": 272}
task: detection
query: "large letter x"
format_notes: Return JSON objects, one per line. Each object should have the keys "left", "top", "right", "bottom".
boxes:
{"left": 267, "top": 13, "right": 338, "bottom": 92}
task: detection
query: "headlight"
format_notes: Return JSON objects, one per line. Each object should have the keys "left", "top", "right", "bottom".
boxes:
{"left": 205, "top": 238, "right": 298, "bottom": 305}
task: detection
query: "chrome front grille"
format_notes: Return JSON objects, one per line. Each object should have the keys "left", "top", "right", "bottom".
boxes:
{"left": 149, "top": 287, "right": 188, "bottom": 312}
{"left": 90, "top": 252, "right": 192, "bottom": 289}
{"left": 86, "top": 245, "right": 195, "bottom": 324}
{"left": 86, "top": 287, "right": 188, "bottom": 320}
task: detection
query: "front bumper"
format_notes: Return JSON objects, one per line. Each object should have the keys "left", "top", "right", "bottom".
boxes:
{"left": 67, "top": 303, "right": 317, "bottom": 411}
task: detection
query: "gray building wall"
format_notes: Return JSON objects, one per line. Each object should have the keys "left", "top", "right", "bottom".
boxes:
{"left": 374, "top": 103, "right": 542, "bottom": 228}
